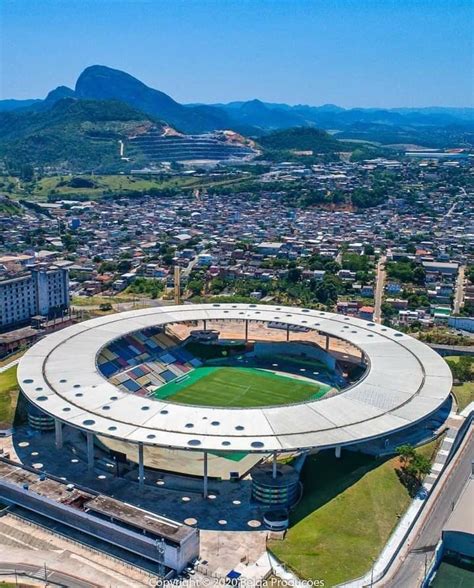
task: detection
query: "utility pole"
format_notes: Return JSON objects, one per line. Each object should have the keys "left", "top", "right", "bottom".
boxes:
{"left": 156, "top": 537, "right": 165, "bottom": 578}
{"left": 174, "top": 265, "right": 181, "bottom": 305}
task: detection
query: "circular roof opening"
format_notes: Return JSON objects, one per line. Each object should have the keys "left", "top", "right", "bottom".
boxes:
{"left": 251, "top": 441, "right": 265, "bottom": 448}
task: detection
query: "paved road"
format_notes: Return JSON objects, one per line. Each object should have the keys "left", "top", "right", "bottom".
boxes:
{"left": 182, "top": 251, "right": 206, "bottom": 279}
{"left": 446, "top": 200, "right": 458, "bottom": 217}
{"left": 373, "top": 255, "right": 386, "bottom": 324}
{"left": 386, "top": 425, "right": 474, "bottom": 588}
{"left": 0, "top": 562, "right": 99, "bottom": 587}
{"left": 453, "top": 265, "right": 466, "bottom": 314}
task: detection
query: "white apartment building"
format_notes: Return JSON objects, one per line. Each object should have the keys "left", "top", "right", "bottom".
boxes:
{"left": 0, "top": 266, "right": 69, "bottom": 329}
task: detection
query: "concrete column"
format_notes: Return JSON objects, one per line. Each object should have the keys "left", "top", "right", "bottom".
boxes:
{"left": 245, "top": 320, "right": 249, "bottom": 342}
{"left": 325, "top": 334, "right": 330, "bottom": 351}
{"left": 86, "top": 431, "right": 94, "bottom": 472}
{"left": 138, "top": 442, "right": 145, "bottom": 489}
{"left": 272, "top": 452, "right": 278, "bottom": 479}
{"left": 335, "top": 446, "right": 341, "bottom": 459}
{"left": 203, "top": 319, "right": 207, "bottom": 331}
{"left": 203, "top": 451, "right": 208, "bottom": 498}
{"left": 286, "top": 325, "right": 290, "bottom": 342}
{"left": 54, "top": 419, "right": 63, "bottom": 450}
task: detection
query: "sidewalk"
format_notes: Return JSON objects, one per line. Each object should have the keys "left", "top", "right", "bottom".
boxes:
{"left": 0, "top": 358, "right": 20, "bottom": 373}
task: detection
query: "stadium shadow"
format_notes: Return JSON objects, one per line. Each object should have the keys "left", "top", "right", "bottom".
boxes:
{"left": 291, "top": 449, "right": 390, "bottom": 524}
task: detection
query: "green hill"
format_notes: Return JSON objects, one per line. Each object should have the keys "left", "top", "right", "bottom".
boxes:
{"left": 258, "top": 127, "right": 342, "bottom": 153}
{"left": 0, "top": 98, "right": 159, "bottom": 171}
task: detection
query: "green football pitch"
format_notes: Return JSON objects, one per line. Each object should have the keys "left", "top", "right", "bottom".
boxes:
{"left": 153, "top": 366, "right": 330, "bottom": 407}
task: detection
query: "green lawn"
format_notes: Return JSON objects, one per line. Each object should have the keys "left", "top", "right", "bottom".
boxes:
{"left": 452, "top": 382, "right": 474, "bottom": 412}
{"left": 3, "top": 173, "right": 251, "bottom": 202}
{"left": 153, "top": 366, "right": 330, "bottom": 407}
{"left": 444, "top": 356, "right": 474, "bottom": 412}
{"left": 0, "top": 365, "right": 19, "bottom": 429}
{"left": 71, "top": 292, "right": 146, "bottom": 306}
{"left": 269, "top": 440, "right": 439, "bottom": 586}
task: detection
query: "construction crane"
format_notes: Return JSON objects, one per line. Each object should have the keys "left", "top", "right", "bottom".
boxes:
{"left": 174, "top": 265, "right": 181, "bottom": 305}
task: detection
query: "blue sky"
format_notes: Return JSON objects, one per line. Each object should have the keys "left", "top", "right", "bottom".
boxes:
{"left": 1, "top": 0, "right": 473, "bottom": 107}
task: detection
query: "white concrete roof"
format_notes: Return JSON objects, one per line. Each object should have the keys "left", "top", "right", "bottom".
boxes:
{"left": 18, "top": 304, "right": 452, "bottom": 453}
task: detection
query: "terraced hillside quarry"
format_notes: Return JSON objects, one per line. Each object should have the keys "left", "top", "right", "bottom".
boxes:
{"left": 127, "top": 130, "right": 257, "bottom": 162}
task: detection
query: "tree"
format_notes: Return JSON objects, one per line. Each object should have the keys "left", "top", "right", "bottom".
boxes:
{"left": 413, "top": 266, "right": 426, "bottom": 286}
{"left": 342, "top": 253, "right": 370, "bottom": 273}
{"left": 312, "top": 275, "right": 342, "bottom": 305}
{"left": 187, "top": 279, "right": 204, "bottom": 296}
{"left": 396, "top": 444, "right": 416, "bottom": 467}
{"left": 381, "top": 302, "right": 396, "bottom": 319}
{"left": 117, "top": 259, "right": 132, "bottom": 273}
{"left": 364, "top": 244, "right": 375, "bottom": 256}
{"left": 99, "top": 261, "right": 117, "bottom": 274}
{"left": 397, "top": 444, "right": 431, "bottom": 487}
{"left": 406, "top": 454, "right": 431, "bottom": 481}
{"left": 446, "top": 357, "right": 474, "bottom": 383}
{"left": 62, "top": 232, "right": 76, "bottom": 252}
{"left": 20, "top": 164, "right": 34, "bottom": 182}
{"left": 287, "top": 267, "right": 302, "bottom": 283}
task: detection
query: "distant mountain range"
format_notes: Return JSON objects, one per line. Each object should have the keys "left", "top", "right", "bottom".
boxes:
{"left": 2, "top": 65, "right": 473, "bottom": 136}
{"left": 0, "top": 64, "right": 473, "bottom": 171}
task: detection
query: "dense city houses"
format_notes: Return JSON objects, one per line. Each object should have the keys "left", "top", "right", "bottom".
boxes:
{"left": 1, "top": 154, "right": 472, "bottom": 356}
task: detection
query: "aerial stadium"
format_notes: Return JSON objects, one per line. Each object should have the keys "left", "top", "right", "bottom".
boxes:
{"left": 4, "top": 303, "right": 453, "bottom": 573}
{"left": 17, "top": 302, "right": 452, "bottom": 491}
